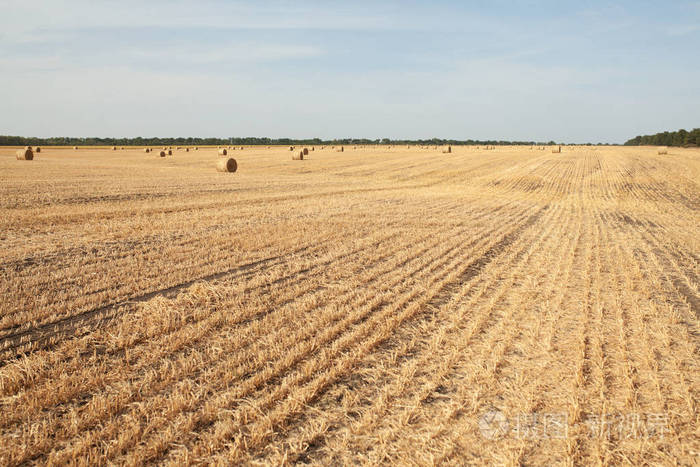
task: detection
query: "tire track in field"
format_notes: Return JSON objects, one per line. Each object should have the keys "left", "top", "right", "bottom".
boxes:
{"left": 419, "top": 205, "right": 578, "bottom": 466}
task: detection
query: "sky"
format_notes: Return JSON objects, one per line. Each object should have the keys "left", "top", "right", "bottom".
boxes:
{"left": 0, "top": 0, "right": 698, "bottom": 143}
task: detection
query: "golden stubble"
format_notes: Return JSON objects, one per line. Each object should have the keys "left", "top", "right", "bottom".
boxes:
{"left": 0, "top": 144, "right": 697, "bottom": 465}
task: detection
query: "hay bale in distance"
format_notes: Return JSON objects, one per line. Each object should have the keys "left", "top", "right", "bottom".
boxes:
{"left": 552, "top": 146, "right": 561, "bottom": 153}
{"left": 293, "top": 151, "right": 304, "bottom": 160}
{"left": 16, "top": 148, "right": 33, "bottom": 160}
{"left": 289, "top": 146, "right": 295, "bottom": 151}
{"left": 144, "top": 148, "right": 151, "bottom": 153}
{"left": 216, "top": 158, "right": 238, "bottom": 172}
{"left": 442, "top": 145, "right": 451, "bottom": 154}
{"left": 167, "top": 149, "right": 173, "bottom": 155}
{"left": 112, "top": 146, "right": 117, "bottom": 150}
{"left": 218, "top": 148, "right": 228, "bottom": 156}
{"left": 658, "top": 149, "right": 668, "bottom": 155}
{"left": 159, "top": 150, "right": 166, "bottom": 157}
{"left": 303, "top": 148, "right": 309, "bottom": 155}
{"left": 34, "top": 147, "right": 41, "bottom": 153}
{"left": 74, "top": 146, "right": 78, "bottom": 150}
{"left": 337, "top": 146, "right": 344, "bottom": 152}
{"left": 185, "top": 147, "right": 189, "bottom": 152}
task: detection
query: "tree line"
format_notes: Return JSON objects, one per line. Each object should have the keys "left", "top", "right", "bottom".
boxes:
{"left": 624, "top": 128, "right": 700, "bottom": 147}
{"left": 0, "top": 135, "right": 572, "bottom": 147}
{"left": 4, "top": 131, "right": 698, "bottom": 147}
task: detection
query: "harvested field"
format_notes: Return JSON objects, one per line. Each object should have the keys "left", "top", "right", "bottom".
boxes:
{"left": 0, "top": 145, "right": 698, "bottom": 465}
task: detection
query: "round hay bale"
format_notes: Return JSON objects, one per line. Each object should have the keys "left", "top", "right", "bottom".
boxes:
{"left": 289, "top": 146, "right": 294, "bottom": 151}
{"left": 657, "top": 149, "right": 668, "bottom": 155}
{"left": 74, "top": 146, "right": 78, "bottom": 150}
{"left": 25, "top": 146, "right": 32, "bottom": 150}
{"left": 34, "top": 147, "right": 41, "bottom": 153}
{"left": 194, "top": 147, "right": 198, "bottom": 150}
{"left": 218, "top": 148, "right": 228, "bottom": 156}
{"left": 293, "top": 151, "right": 304, "bottom": 160}
{"left": 311, "top": 146, "right": 315, "bottom": 151}
{"left": 159, "top": 150, "right": 166, "bottom": 157}
{"left": 16, "top": 148, "right": 33, "bottom": 160}
{"left": 216, "top": 158, "right": 238, "bottom": 172}
{"left": 120, "top": 146, "right": 124, "bottom": 150}
{"left": 167, "top": 149, "right": 173, "bottom": 155}
{"left": 240, "top": 146, "right": 244, "bottom": 150}
{"left": 144, "top": 148, "right": 151, "bottom": 153}
{"left": 303, "top": 148, "right": 309, "bottom": 155}
{"left": 337, "top": 146, "right": 344, "bottom": 152}
{"left": 442, "top": 145, "right": 451, "bottom": 153}
{"left": 112, "top": 146, "right": 117, "bottom": 150}
{"left": 185, "top": 147, "right": 189, "bottom": 152}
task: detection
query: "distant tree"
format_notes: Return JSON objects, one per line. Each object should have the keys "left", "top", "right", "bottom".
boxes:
{"left": 624, "top": 128, "right": 699, "bottom": 147}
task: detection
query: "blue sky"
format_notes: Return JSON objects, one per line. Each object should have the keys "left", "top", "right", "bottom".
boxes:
{"left": 1, "top": 1, "right": 698, "bottom": 142}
